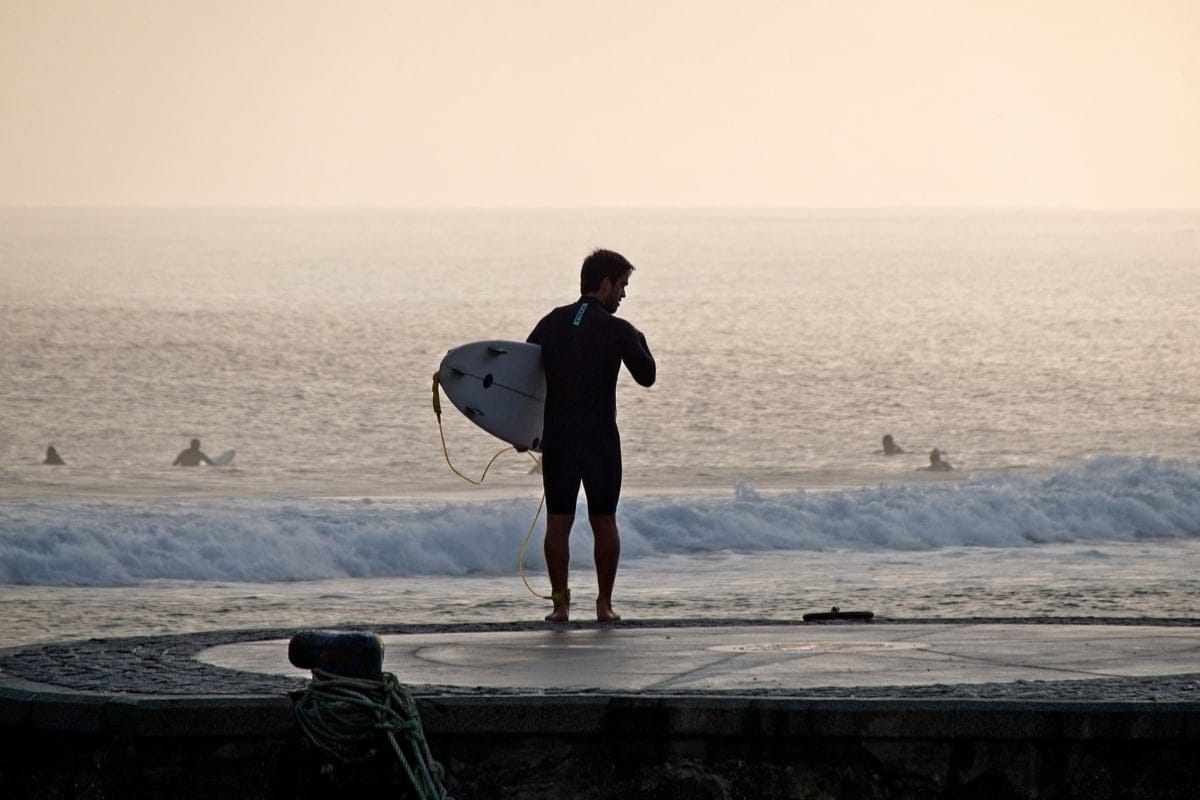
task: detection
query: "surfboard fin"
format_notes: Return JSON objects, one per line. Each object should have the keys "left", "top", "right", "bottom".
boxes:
{"left": 486, "top": 346, "right": 509, "bottom": 355}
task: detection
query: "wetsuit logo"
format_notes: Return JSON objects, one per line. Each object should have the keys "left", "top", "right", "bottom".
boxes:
{"left": 572, "top": 302, "right": 589, "bottom": 327}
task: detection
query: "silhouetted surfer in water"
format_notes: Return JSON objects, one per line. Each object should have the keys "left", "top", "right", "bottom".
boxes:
{"left": 923, "top": 448, "right": 953, "bottom": 471}
{"left": 880, "top": 434, "right": 904, "bottom": 455}
{"left": 43, "top": 446, "right": 65, "bottom": 465}
{"left": 527, "top": 249, "right": 656, "bottom": 623}
{"left": 172, "top": 438, "right": 213, "bottom": 466}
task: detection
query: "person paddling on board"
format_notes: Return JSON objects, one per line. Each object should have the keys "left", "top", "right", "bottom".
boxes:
{"left": 527, "top": 249, "right": 656, "bottom": 623}
{"left": 172, "top": 438, "right": 214, "bottom": 467}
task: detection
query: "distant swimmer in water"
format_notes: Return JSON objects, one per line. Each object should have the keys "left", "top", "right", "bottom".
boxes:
{"left": 43, "top": 446, "right": 66, "bottom": 465}
{"left": 880, "top": 434, "right": 904, "bottom": 455}
{"left": 172, "top": 438, "right": 214, "bottom": 467}
{"left": 923, "top": 448, "right": 953, "bottom": 471}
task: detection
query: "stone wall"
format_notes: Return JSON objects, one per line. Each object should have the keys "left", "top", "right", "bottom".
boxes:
{"left": 3, "top": 715, "right": 1198, "bottom": 799}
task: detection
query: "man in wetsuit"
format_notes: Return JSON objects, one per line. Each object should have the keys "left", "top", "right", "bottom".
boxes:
{"left": 172, "top": 438, "right": 214, "bottom": 466}
{"left": 527, "top": 249, "right": 656, "bottom": 622}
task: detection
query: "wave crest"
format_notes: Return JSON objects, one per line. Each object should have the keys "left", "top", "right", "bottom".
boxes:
{"left": 2, "top": 456, "right": 1197, "bottom": 586}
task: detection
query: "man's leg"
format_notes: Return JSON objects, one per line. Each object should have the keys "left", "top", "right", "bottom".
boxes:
{"left": 589, "top": 514, "right": 621, "bottom": 621}
{"left": 544, "top": 513, "right": 574, "bottom": 622}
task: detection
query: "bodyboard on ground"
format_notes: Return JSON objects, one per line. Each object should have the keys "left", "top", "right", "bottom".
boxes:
{"left": 212, "top": 449, "right": 236, "bottom": 466}
{"left": 438, "top": 341, "right": 545, "bottom": 452}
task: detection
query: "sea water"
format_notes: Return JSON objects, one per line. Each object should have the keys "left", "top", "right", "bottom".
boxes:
{"left": 1, "top": 208, "right": 1198, "bottom": 648}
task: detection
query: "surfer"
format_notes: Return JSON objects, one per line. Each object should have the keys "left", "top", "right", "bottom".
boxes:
{"left": 172, "top": 438, "right": 214, "bottom": 467}
{"left": 43, "top": 445, "right": 66, "bottom": 465}
{"left": 923, "top": 448, "right": 953, "bottom": 471}
{"left": 880, "top": 434, "right": 904, "bottom": 455}
{"left": 527, "top": 249, "right": 656, "bottom": 623}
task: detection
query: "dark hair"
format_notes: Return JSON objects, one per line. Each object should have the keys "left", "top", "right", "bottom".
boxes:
{"left": 580, "top": 249, "right": 634, "bottom": 294}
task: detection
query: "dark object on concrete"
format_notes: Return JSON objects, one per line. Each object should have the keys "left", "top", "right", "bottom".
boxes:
{"left": 287, "top": 630, "right": 384, "bottom": 679}
{"left": 804, "top": 607, "right": 874, "bottom": 622}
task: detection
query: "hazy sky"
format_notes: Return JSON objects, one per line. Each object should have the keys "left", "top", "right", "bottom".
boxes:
{"left": 2, "top": 0, "right": 1197, "bottom": 207}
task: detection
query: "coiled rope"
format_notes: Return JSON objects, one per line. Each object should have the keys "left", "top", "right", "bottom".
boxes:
{"left": 294, "top": 669, "right": 448, "bottom": 799}
{"left": 432, "top": 372, "right": 551, "bottom": 601}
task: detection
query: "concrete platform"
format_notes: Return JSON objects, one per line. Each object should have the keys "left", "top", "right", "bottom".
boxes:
{"left": 199, "top": 622, "right": 1200, "bottom": 694}
{"left": 2, "top": 619, "right": 1199, "bottom": 799}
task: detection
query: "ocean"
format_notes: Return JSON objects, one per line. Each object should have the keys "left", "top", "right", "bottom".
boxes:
{"left": 2, "top": 208, "right": 1198, "bottom": 648}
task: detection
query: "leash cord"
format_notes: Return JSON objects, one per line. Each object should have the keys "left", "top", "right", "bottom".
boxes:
{"left": 432, "top": 371, "right": 551, "bottom": 601}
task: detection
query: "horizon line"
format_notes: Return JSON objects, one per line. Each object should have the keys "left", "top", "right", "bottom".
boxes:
{"left": 3, "top": 203, "right": 1199, "bottom": 213}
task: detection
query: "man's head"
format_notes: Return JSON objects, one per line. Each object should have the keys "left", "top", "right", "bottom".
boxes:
{"left": 190, "top": 439, "right": 201, "bottom": 450}
{"left": 580, "top": 249, "right": 635, "bottom": 313}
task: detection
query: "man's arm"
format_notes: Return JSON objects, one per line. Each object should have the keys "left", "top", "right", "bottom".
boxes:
{"left": 622, "top": 324, "right": 656, "bottom": 387}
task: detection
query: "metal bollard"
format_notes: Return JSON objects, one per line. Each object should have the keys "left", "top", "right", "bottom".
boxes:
{"left": 288, "top": 630, "right": 385, "bottom": 679}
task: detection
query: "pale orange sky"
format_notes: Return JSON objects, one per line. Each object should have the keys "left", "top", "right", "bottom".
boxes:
{"left": 1, "top": 0, "right": 1197, "bottom": 207}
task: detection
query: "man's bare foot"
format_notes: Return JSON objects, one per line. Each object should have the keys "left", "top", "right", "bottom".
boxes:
{"left": 596, "top": 601, "right": 621, "bottom": 622}
{"left": 546, "top": 588, "right": 570, "bottom": 622}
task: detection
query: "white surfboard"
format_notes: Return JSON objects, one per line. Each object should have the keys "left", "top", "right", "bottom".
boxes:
{"left": 438, "top": 340, "right": 545, "bottom": 452}
{"left": 212, "top": 449, "right": 237, "bottom": 466}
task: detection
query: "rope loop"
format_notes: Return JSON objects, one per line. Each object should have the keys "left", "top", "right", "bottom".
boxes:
{"left": 294, "top": 669, "right": 448, "bottom": 799}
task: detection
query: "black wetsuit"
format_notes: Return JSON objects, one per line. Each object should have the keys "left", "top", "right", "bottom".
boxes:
{"left": 528, "top": 297, "right": 656, "bottom": 515}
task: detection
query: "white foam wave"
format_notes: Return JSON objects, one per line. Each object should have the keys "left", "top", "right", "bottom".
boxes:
{"left": 2, "top": 456, "right": 1197, "bottom": 586}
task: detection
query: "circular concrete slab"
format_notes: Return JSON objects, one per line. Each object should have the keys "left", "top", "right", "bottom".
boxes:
{"left": 197, "top": 623, "right": 1200, "bottom": 693}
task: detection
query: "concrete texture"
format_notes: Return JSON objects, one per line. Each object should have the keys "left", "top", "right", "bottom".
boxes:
{"left": 200, "top": 622, "right": 1200, "bottom": 694}
{"left": 1, "top": 618, "right": 1198, "bottom": 799}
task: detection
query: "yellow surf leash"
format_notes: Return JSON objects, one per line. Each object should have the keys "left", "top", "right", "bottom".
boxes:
{"left": 432, "top": 372, "right": 551, "bottom": 601}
